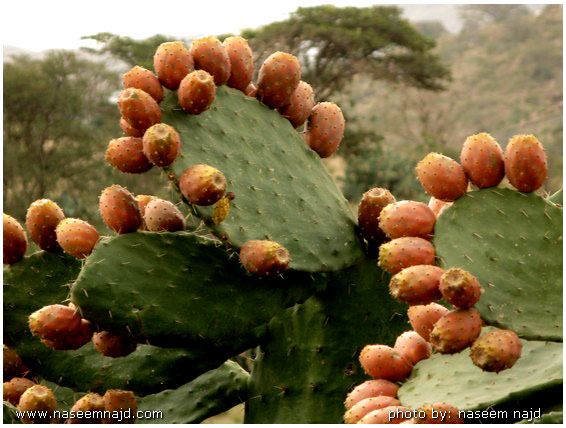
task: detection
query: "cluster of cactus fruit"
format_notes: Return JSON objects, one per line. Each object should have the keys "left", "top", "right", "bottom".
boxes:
{"left": 3, "top": 33, "right": 562, "bottom": 424}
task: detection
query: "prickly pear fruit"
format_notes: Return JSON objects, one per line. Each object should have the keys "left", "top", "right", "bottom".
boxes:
{"left": 358, "top": 406, "right": 411, "bottom": 424}
{"left": 389, "top": 265, "right": 444, "bottom": 306}
{"left": 212, "top": 195, "right": 231, "bottom": 225}
{"left": 504, "top": 134, "right": 547, "bottom": 192}
{"left": 429, "top": 308, "right": 482, "bottom": 354}
{"left": 136, "top": 194, "right": 157, "bottom": 231}
{"left": 28, "top": 304, "right": 81, "bottom": 342}
{"left": 179, "top": 164, "right": 227, "bottom": 206}
{"left": 142, "top": 123, "right": 181, "bottom": 167}
{"left": 428, "top": 197, "right": 452, "bottom": 218}
{"left": 3, "top": 214, "right": 27, "bottom": 265}
{"left": 358, "top": 187, "right": 396, "bottom": 245}
{"left": 178, "top": 70, "right": 216, "bottom": 114}
{"left": 379, "top": 200, "right": 436, "bottom": 240}
{"left": 359, "top": 345, "right": 413, "bottom": 381}
{"left": 223, "top": 36, "right": 254, "bottom": 92}
{"left": 3, "top": 377, "right": 36, "bottom": 406}
{"left": 25, "top": 199, "right": 65, "bottom": 252}
{"left": 3, "top": 345, "right": 28, "bottom": 380}
{"left": 92, "top": 331, "right": 137, "bottom": 358}
{"left": 439, "top": 268, "right": 482, "bottom": 309}
{"left": 153, "top": 41, "right": 194, "bottom": 90}
{"left": 55, "top": 218, "right": 99, "bottom": 259}
{"left": 67, "top": 393, "right": 105, "bottom": 424}
{"left": 305, "top": 102, "right": 345, "bottom": 158}
{"left": 99, "top": 185, "right": 142, "bottom": 234}
{"left": 18, "top": 384, "right": 57, "bottom": 423}
{"left": 279, "top": 81, "right": 316, "bottom": 128}
{"left": 239, "top": 240, "right": 290, "bottom": 276}
{"left": 416, "top": 153, "right": 468, "bottom": 201}
{"left": 143, "top": 198, "right": 185, "bottom": 232}
{"left": 189, "top": 36, "right": 231, "bottom": 85}
{"left": 120, "top": 116, "right": 145, "bottom": 138}
{"left": 102, "top": 389, "right": 137, "bottom": 423}
{"left": 470, "top": 329, "right": 522, "bottom": 373}
{"left": 378, "top": 237, "right": 436, "bottom": 275}
{"left": 40, "top": 318, "right": 93, "bottom": 351}
{"left": 117, "top": 88, "right": 161, "bottom": 130}
{"left": 460, "top": 132, "right": 504, "bottom": 188}
{"left": 344, "top": 396, "right": 401, "bottom": 424}
{"left": 344, "top": 379, "right": 399, "bottom": 410}
{"left": 257, "top": 51, "right": 301, "bottom": 109}
{"left": 414, "top": 402, "right": 463, "bottom": 424}
{"left": 105, "top": 137, "right": 154, "bottom": 174}
{"left": 122, "top": 65, "right": 164, "bottom": 103}
{"left": 245, "top": 82, "right": 257, "bottom": 97}
{"left": 394, "top": 331, "right": 432, "bottom": 365}
{"left": 407, "top": 303, "right": 449, "bottom": 342}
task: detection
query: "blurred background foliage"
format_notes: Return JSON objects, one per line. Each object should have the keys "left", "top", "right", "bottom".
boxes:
{"left": 4, "top": 4, "right": 562, "bottom": 229}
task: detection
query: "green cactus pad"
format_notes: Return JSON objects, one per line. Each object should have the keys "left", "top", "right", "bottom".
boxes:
{"left": 3, "top": 402, "right": 21, "bottom": 424}
{"left": 518, "top": 410, "right": 563, "bottom": 424}
{"left": 71, "top": 232, "right": 326, "bottom": 349}
{"left": 3, "top": 251, "right": 242, "bottom": 395}
{"left": 160, "top": 86, "right": 364, "bottom": 272}
{"left": 398, "top": 332, "right": 562, "bottom": 412}
{"left": 549, "top": 188, "right": 562, "bottom": 205}
{"left": 137, "top": 360, "right": 248, "bottom": 424}
{"left": 434, "top": 188, "right": 562, "bottom": 340}
{"left": 245, "top": 258, "right": 408, "bottom": 423}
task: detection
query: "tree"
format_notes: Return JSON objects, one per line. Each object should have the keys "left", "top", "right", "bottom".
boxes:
{"left": 241, "top": 5, "right": 451, "bottom": 100}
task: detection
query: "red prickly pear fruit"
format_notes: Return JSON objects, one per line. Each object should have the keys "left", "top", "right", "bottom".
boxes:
{"left": 378, "top": 237, "right": 436, "bottom": 275}
{"left": 3, "top": 214, "right": 28, "bottom": 265}
{"left": 28, "top": 304, "right": 81, "bottom": 342}
{"left": 25, "top": 199, "right": 65, "bottom": 252}
{"left": 407, "top": 303, "right": 449, "bottom": 342}
{"left": 344, "top": 379, "right": 399, "bottom": 410}
{"left": 460, "top": 132, "right": 504, "bottom": 188}
{"left": 142, "top": 123, "right": 181, "bottom": 167}
{"left": 40, "top": 318, "right": 93, "bottom": 351}
{"left": 102, "top": 389, "right": 138, "bottom": 423}
{"left": 245, "top": 82, "right": 257, "bottom": 97}
{"left": 3, "top": 345, "right": 28, "bottom": 380}
{"left": 92, "top": 331, "right": 137, "bottom": 358}
{"left": 153, "top": 41, "right": 194, "bottom": 90}
{"left": 117, "top": 88, "right": 161, "bottom": 130}
{"left": 257, "top": 51, "right": 301, "bottom": 109}
{"left": 279, "top": 81, "right": 316, "bottom": 128}
{"left": 189, "top": 36, "right": 231, "bottom": 85}
{"left": 429, "top": 308, "right": 482, "bottom": 354}
{"left": 136, "top": 194, "right": 157, "bottom": 230}
{"left": 239, "top": 240, "right": 291, "bottom": 276}
{"left": 470, "top": 329, "right": 522, "bottom": 373}
{"left": 359, "top": 345, "right": 413, "bottom": 381}
{"left": 3, "top": 377, "right": 36, "bottom": 406}
{"left": 143, "top": 198, "right": 185, "bottom": 232}
{"left": 179, "top": 164, "right": 227, "bottom": 206}
{"left": 120, "top": 116, "right": 145, "bottom": 138}
{"left": 358, "top": 405, "right": 411, "bottom": 424}
{"left": 416, "top": 153, "right": 468, "bottom": 202}
{"left": 389, "top": 265, "right": 444, "bottom": 305}
{"left": 223, "top": 36, "right": 254, "bottom": 91}
{"left": 439, "top": 268, "right": 483, "bottom": 309}
{"left": 18, "top": 384, "right": 57, "bottom": 423}
{"left": 305, "top": 102, "right": 345, "bottom": 158}
{"left": 99, "top": 185, "right": 142, "bottom": 234}
{"left": 55, "top": 218, "right": 99, "bottom": 259}
{"left": 428, "top": 197, "right": 452, "bottom": 218}
{"left": 105, "top": 137, "right": 154, "bottom": 174}
{"left": 415, "top": 402, "right": 463, "bottom": 424}
{"left": 358, "top": 187, "right": 396, "bottom": 245}
{"left": 394, "top": 331, "right": 432, "bottom": 366}
{"left": 344, "top": 396, "right": 401, "bottom": 424}
{"left": 67, "top": 393, "right": 105, "bottom": 424}
{"left": 178, "top": 70, "right": 216, "bottom": 114}
{"left": 379, "top": 200, "right": 436, "bottom": 240}
{"left": 122, "top": 65, "right": 164, "bottom": 103}
{"left": 504, "top": 134, "right": 547, "bottom": 192}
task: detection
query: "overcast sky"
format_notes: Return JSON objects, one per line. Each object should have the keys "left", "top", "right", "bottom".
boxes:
{"left": 2, "top": 0, "right": 467, "bottom": 52}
